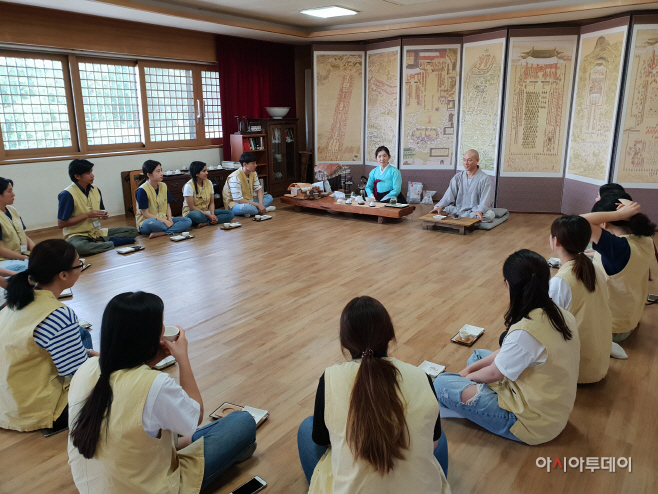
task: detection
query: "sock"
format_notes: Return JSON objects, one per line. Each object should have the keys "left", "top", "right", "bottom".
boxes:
{"left": 110, "top": 237, "right": 136, "bottom": 247}
{"left": 266, "top": 206, "right": 276, "bottom": 212}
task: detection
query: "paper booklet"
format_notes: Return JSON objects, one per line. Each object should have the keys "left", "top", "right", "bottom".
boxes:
{"left": 419, "top": 360, "right": 446, "bottom": 380}
{"left": 210, "top": 402, "right": 269, "bottom": 427}
{"left": 458, "top": 324, "right": 484, "bottom": 337}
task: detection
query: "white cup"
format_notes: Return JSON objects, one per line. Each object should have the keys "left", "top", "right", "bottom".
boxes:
{"left": 459, "top": 328, "right": 471, "bottom": 340}
{"left": 290, "top": 187, "right": 298, "bottom": 195}
{"left": 182, "top": 231, "right": 190, "bottom": 237}
{"left": 164, "top": 325, "right": 180, "bottom": 341}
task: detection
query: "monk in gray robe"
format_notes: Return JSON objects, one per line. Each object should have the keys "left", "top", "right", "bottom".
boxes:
{"left": 430, "top": 149, "right": 495, "bottom": 222}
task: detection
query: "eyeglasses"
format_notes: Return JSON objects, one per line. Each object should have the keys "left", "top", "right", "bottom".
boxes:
{"left": 66, "top": 260, "right": 85, "bottom": 271}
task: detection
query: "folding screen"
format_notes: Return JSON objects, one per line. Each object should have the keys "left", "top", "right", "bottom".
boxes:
{"left": 313, "top": 46, "right": 365, "bottom": 166}
{"left": 365, "top": 40, "right": 401, "bottom": 167}
{"left": 562, "top": 17, "right": 630, "bottom": 215}
{"left": 497, "top": 28, "right": 579, "bottom": 212}
{"left": 458, "top": 30, "right": 507, "bottom": 181}
{"left": 612, "top": 15, "right": 658, "bottom": 223}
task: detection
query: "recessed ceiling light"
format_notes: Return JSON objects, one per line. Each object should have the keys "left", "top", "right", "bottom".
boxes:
{"left": 300, "top": 6, "right": 358, "bottom": 18}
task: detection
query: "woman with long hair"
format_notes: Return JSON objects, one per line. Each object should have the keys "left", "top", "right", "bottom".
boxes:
{"left": 0, "top": 177, "right": 35, "bottom": 274}
{"left": 68, "top": 292, "right": 257, "bottom": 493}
{"left": 182, "top": 161, "right": 234, "bottom": 228}
{"left": 581, "top": 194, "right": 656, "bottom": 347}
{"left": 549, "top": 216, "right": 612, "bottom": 383}
{"left": 434, "top": 250, "right": 580, "bottom": 445}
{"left": 297, "top": 296, "right": 450, "bottom": 493}
{"left": 0, "top": 239, "right": 93, "bottom": 432}
{"left": 364, "top": 146, "right": 406, "bottom": 203}
{"left": 135, "top": 160, "right": 192, "bottom": 238}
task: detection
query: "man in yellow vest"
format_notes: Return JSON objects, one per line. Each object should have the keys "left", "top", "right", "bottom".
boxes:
{"left": 57, "top": 160, "right": 139, "bottom": 256}
{"left": 222, "top": 152, "right": 275, "bottom": 217}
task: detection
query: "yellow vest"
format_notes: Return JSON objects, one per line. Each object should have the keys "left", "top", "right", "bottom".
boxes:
{"left": 309, "top": 358, "right": 451, "bottom": 494}
{"left": 222, "top": 169, "right": 255, "bottom": 209}
{"left": 593, "top": 235, "right": 655, "bottom": 334}
{"left": 62, "top": 183, "right": 107, "bottom": 240}
{"left": 554, "top": 262, "right": 612, "bottom": 383}
{"left": 182, "top": 179, "right": 213, "bottom": 217}
{"left": 0, "top": 206, "right": 28, "bottom": 260}
{"left": 0, "top": 290, "right": 69, "bottom": 431}
{"left": 489, "top": 308, "right": 580, "bottom": 445}
{"left": 135, "top": 181, "right": 169, "bottom": 229}
{"left": 68, "top": 358, "right": 205, "bottom": 494}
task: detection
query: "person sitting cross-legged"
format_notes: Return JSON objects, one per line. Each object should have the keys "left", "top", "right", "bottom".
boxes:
{"left": 222, "top": 153, "right": 275, "bottom": 217}
{"left": 182, "top": 161, "right": 234, "bottom": 228}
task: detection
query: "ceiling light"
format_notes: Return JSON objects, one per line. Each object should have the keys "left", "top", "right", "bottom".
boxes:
{"left": 300, "top": 6, "right": 358, "bottom": 18}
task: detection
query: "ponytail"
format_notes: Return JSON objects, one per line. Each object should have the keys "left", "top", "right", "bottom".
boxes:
{"left": 339, "top": 296, "right": 409, "bottom": 475}
{"left": 70, "top": 374, "right": 113, "bottom": 459}
{"left": 551, "top": 215, "right": 597, "bottom": 293}
{"left": 347, "top": 352, "right": 409, "bottom": 474}
{"left": 5, "top": 239, "right": 77, "bottom": 310}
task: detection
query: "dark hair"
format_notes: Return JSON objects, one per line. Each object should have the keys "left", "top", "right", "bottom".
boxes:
{"left": 70, "top": 291, "right": 165, "bottom": 459}
{"left": 551, "top": 216, "right": 596, "bottom": 292}
{"left": 189, "top": 161, "right": 207, "bottom": 196}
{"left": 375, "top": 146, "right": 390, "bottom": 158}
{"left": 503, "top": 249, "right": 572, "bottom": 340}
{"left": 69, "top": 159, "right": 94, "bottom": 183}
{"left": 0, "top": 177, "right": 13, "bottom": 195}
{"left": 6, "top": 240, "right": 77, "bottom": 310}
{"left": 599, "top": 183, "right": 624, "bottom": 198}
{"left": 339, "top": 296, "right": 408, "bottom": 475}
{"left": 592, "top": 195, "right": 656, "bottom": 237}
{"left": 239, "top": 152, "right": 256, "bottom": 165}
{"left": 142, "top": 160, "right": 162, "bottom": 176}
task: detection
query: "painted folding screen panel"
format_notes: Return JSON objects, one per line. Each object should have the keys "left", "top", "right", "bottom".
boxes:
{"left": 400, "top": 39, "right": 461, "bottom": 170}
{"left": 314, "top": 48, "right": 364, "bottom": 165}
{"left": 561, "top": 17, "right": 630, "bottom": 216}
{"left": 497, "top": 29, "right": 578, "bottom": 212}
{"left": 459, "top": 31, "right": 507, "bottom": 176}
{"left": 365, "top": 41, "right": 401, "bottom": 167}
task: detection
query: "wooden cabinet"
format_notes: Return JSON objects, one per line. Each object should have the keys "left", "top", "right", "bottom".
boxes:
{"left": 122, "top": 169, "right": 232, "bottom": 218}
{"left": 254, "top": 118, "right": 299, "bottom": 197}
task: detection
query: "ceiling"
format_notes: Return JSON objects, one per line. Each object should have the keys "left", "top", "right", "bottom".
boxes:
{"left": 7, "top": 0, "right": 658, "bottom": 43}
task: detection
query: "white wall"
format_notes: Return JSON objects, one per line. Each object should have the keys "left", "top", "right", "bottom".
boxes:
{"left": 3, "top": 148, "right": 223, "bottom": 231}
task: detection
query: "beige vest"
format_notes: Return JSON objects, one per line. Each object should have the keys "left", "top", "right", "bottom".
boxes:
{"left": 0, "top": 290, "right": 69, "bottom": 431}
{"left": 135, "top": 182, "right": 169, "bottom": 229}
{"left": 62, "top": 183, "right": 107, "bottom": 240}
{"left": 182, "top": 179, "right": 213, "bottom": 217}
{"left": 489, "top": 308, "right": 580, "bottom": 445}
{"left": 593, "top": 235, "right": 655, "bottom": 334}
{"left": 222, "top": 169, "right": 255, "bottom": 209}
{"left": 309, "top": 358, "right": 451, "bottom": 494}
{"left": 68, "top": 358, "right": 205, "bottom": 494}
{"left": 554, "top": 262, "right": 612, "bottom": 383}
{"left": 0, "top": 205, "right": 28, "bottom": 260}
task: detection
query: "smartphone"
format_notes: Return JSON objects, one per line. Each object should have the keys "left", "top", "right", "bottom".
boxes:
{"left": 230, "top": 476, "right": 266, "bottom": 494}
{"left": 648, "top": 294, "right": 658, "bottom": 303}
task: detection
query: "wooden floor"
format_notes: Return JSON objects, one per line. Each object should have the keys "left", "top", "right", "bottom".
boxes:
{"left": 1, "top": 199, "right": 656, "bottom": 494}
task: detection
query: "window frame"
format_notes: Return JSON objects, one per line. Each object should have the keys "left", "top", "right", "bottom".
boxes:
{"left": 0, "top": 50, "right": 80, "bottom": 160}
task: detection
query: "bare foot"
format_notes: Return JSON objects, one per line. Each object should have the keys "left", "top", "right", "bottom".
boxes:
{"left": 196, "top": 223, "right": 208, "bottom": 229}
{"left": 148, "top": 232, "right": 166, "bottom": 239}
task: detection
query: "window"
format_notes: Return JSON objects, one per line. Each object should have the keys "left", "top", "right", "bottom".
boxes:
{"left": 78, "top": 62, "right": 142, "bottom": 146}
{"left": 0, "top": 55, "right": 75, "bottom": 153}
{"left": 144, "top": 66, "right": 196, "bottom": 142}
{"left": 202, "top": 71, "right": 222, "bottom": 139}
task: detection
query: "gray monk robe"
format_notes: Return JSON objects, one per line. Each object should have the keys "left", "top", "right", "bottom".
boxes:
{"left": 434, "top": 168, "right": 495, "bottom": 221}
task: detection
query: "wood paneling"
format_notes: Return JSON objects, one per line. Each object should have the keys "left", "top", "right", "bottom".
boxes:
{"left": 0, "top": 3, "right": 216, "bottom": 62}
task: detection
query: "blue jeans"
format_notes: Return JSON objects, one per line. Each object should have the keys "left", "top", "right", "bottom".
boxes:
{"left": 191, "top": 411, "right": 257, "bottom": 490}
{"left": 0, "top": 259, "right": 29, "bottom": 273}
{"left": 186, "top": 209, "right": 234, "bottom": 226}
{"left": 433, "top": 349, "right": 520, "bottom": 442}
{"left": 231, "top": 194, "right": 273, "bottom": 216}
{"left": 139, "top": 217, "right": 192, "bottom": 235}
{"left": 79, "top": 327, "right": 93, "bottom": 350}
{"left": 296, "top": 416, "right": 449, "bottom": 484}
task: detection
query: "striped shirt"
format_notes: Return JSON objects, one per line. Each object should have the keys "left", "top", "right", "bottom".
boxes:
{"left": 228, "top": 172, "right": 261, "bottom": 202}
{"left": 33, "top": 306, "right": 88, "bottom": 376}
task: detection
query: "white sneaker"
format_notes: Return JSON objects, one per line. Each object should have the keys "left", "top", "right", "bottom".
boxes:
{"left": 611, "top": 342, "right": 628, "bottom": 359}
{"left": 265, "top": 206, "right": 276, "bottom": 212}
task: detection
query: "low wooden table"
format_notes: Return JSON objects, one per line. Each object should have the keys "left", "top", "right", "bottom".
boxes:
{"left": 419, "top": 214, "right": 481, "bottom": 235}
{"left": 281, "top": 195, "right": 414, "bottom": 223}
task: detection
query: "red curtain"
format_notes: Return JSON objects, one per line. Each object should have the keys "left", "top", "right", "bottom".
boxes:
{"left": 217, "top": 35, "right": 297, "bottom": 160}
